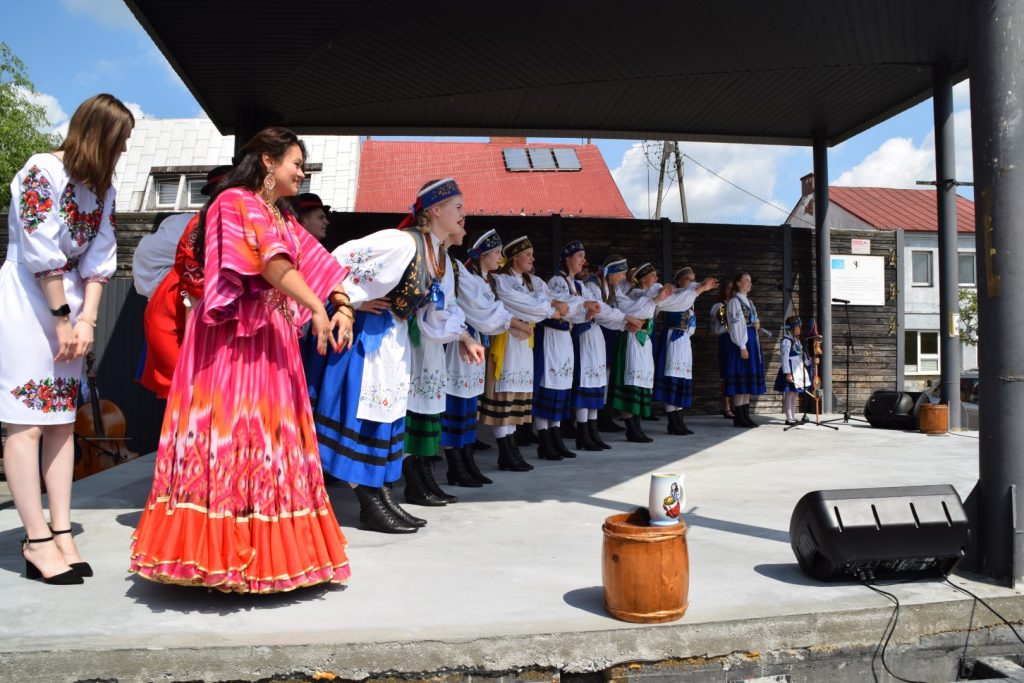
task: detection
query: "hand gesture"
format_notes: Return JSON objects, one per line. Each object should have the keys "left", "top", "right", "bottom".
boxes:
{"left": 553, "top": 300, "right": 570, "bottom": 317}
{"left": 740, "top": 348, "right": 750, "bottom": 360}
{"left": 699, "top": 276, "right": 719, "bottom": 293}
{"left": 359, "top": 297, "right": 391, "bottom": 314}
{"left": 460, "top": 336, "right": 486, "bottom": 364}
{"left": 54, "top": 317, "right": 74, "bottom": 361}
{"left": 330, "top": 308, "right": 354, "bottom": 352}
{"left": 72, "top": 320, "right": 95, "bottom": 359}
{"left": 654, "top": 284, "right": 675, "bottom": 302}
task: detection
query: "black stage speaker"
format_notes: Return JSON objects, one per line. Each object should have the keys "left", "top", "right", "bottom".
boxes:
{"left": 864, "top": 390, "right": 921, "bottom": 430}
{"left": 790, "top": 485, "right": 968, "bottom": 581}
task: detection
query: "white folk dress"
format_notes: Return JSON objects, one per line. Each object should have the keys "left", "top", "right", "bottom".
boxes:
{"left": 333, "top": 229, "right": 416, "bottom": 423}
{"left": 542, "top": 273, "right": 588, "bottom": 391}
{"left": 491, "top": 272, "right": 557, "bottom": 393}
{"left": 0, "top": 154, "right": 117, "bottom": 425}
{"left": 655, "top": 282, "right": 700, "bottom": 380}
{"left": 447, "top": 262, "right": 512, "bottom": 399}
{"left": 616, "top": 282, "right": 658, "bottom": 389}
{"left": 407, "top": 233, "right": 467, "bottom": 415}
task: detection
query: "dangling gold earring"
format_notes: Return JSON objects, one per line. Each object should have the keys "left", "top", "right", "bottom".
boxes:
{"left": 262, "top": 167, "right": 276, "bottom": 200}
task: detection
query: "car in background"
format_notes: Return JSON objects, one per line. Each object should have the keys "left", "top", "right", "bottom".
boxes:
{"left": 916, "top": 369, "right": 979, "bottom": 430}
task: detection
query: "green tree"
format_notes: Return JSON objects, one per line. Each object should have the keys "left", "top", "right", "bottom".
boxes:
{"left": 1, "top": 42, "right": 62, "bottom": 210}
{"left": 959, "top": 288, "right": 978, "bottom": 346}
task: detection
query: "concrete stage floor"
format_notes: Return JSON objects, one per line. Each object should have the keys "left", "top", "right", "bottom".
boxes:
{"left": 1, "top": 414, "right": 1021, "bottom": 682}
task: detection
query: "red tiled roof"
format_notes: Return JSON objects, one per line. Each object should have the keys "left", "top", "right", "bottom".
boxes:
{"left": 355, "top": 140, "right": 633, "bottom": 219}
{"left": 829, "top": 186, "right": 975, "bottom": 232}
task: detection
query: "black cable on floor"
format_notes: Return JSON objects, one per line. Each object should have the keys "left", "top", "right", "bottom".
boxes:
{"left": 862, "top": 579, "right": 931, "bottom": 683}
{"left": 945, "top": 578, "right": 1024, "bottom": 646}
{"left": 956, "top": 594, "right": 978, "bottom": 680}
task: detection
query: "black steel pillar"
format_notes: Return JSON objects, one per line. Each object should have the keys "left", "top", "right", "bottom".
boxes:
{"left": 970, "top": 0, "right": 1024, "bottom": 587}
{"left": 813, "top": 129, "right": 833, "bottom": 411}
{"left": 933, "top": 62, "right": 962, "bottom": 429}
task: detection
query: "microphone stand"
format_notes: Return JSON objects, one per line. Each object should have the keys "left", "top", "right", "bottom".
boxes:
{"left": 785, "top": 339, "right": 837, "bottom": 431}
{"left": 821, "top": 300, "right": 871, "bottom": 426}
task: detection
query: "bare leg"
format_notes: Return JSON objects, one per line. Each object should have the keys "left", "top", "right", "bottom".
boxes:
{"left": 3, "top": 424, "right": 74, "bottom": 577}
{"left": 40, "top": 423, "right": 83, "bottom": 564}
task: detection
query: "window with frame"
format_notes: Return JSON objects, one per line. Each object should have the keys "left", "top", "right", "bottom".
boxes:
{"left": 911, "top": 251, "right": 933, "bottom": 286}
{"left": 154, "top": 177, "right": 180, "bottom": 208}
{"left": 904, "top": 330, "right": 940, "bottom": 374}
{"left": 958, "top": 252, "right": 976, "bottom": 286}
{"left": 185, "top": 176, "right": 206, "bottom": 207}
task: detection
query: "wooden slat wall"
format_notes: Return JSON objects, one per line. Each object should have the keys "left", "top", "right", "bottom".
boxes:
{"left": 0, "top": 212, "right": 897, "bottom": 427}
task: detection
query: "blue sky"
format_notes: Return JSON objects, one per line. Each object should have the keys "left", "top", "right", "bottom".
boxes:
{"left": 6, "top": 0, "right": 974, "bottom": 224}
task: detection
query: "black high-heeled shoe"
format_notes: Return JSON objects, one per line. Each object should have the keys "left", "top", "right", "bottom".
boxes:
{"left": 50, "top": 527, "right": 93, "bottom": 577}
{"left": 23, "top": 536, "right": 83, "bottom": 585}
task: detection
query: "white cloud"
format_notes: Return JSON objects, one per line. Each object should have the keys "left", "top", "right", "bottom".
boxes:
{"left": 59, "top": 0, "right": 137, "bottom": 28}
{"left": 611, "top": 141, "right": 803, "bottom": 224}
{"left": 15, "top": 87, "right": 68, "bottom": 132}
{"left": 124, "top": 101, "right": 148, "bottom": 119}
{"left": 835, "top": 105, "right": 973, "bottom": 188}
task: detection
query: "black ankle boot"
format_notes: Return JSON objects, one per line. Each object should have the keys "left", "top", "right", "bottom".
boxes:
{"left": 445, "top": 447, "right": 483, "bottom": 487}
{"left": 460, "top": 444, "right": 492, "bottom": 484}
{"left": 598, "top": 408, "right": 625, "bottom": 432}
{"left": 666, "top": 410, "right": 685, "bottom": 435}
{"left": 625, "top": 416, "right": 653, "bottom": 443}
{"left": 507, "top": 435, "right": 534, "bottom": 470}
{"left": 353, "top": 485, "right": 418, "bottom": 533}
{"left": 678, "top": 410, "right": 695, "bottom": 435}
{"left": 403, "top": 457, "right": 448, "bottom": 506}
{"left": 516, "top": 423, "right": 539, "bottom": 445}
{"left": 744, "top": 404, "right": 759, "bottom": 427}
{"left": 417, "top": 457, "right": 459, "bottom": 503}
{"left": 551, "top": 426, "right": 577, "bottom": 458}
{"left": 734, "top": 406, "right": 748, "bottom": 428}
{"left": 588, "top": 421, "right": 612, "bottom": 449}
{"left": 537, "top": 429, "right": 563, "bottom": 460}
{"left": 575, "top": 422, "right": 603, "bottom": 451}
{"left": 561, "top": 419, "right": 578, "bottom": 438}
{"left": 501, "top": 438, "right": 532, "bottom": 471}
{"left": 381, "top": 483, "right": 426, "bottom": 527}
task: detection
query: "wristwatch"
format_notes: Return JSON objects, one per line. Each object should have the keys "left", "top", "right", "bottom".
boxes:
{"left": 50, "top": 303, "right": 71, "bottom": 317}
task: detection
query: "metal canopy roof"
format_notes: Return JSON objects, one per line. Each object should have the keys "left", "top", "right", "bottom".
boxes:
{"left": 124, "top": 0, "right": 970, "bottom": 146}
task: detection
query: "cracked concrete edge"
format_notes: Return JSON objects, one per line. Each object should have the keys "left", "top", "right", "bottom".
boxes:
{"left": 3, "top": 595, "right": 1023, "bottom": 682}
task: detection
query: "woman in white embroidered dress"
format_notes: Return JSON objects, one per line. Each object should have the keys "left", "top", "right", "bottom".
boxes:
{"left": 652, "top": 267, "right": 718, "bottom": 435}
{"left": 485, "top": 237, "right": 568, "bottom": 470}
{"left": 0, "top": 94, "right": 134, "bottom": 584}
{"left": 440, "top": 229, "right": 518, "bottom": 487}
{"left": 608, "top": 263, "right": 675, "bottom": 443}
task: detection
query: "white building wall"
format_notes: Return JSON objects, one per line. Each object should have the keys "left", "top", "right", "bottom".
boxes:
{"left": 113, "top": 118, "right": 359, "bottom": 212}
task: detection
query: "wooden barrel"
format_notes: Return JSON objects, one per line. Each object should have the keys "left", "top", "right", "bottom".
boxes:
{"left": 602, "top": 509, "right": 689, "bottom": 624}
{"left": 919, "top": 403, "right": 949, "bottom": 434}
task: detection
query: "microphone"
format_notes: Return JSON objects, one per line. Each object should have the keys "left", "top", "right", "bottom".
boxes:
{"left": 831, "top": 297, "right": 850, "bottom": 304}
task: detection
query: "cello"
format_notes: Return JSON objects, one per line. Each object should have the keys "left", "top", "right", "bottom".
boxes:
{"left": 73, "top": 352, "right": 138, "bottom": 480}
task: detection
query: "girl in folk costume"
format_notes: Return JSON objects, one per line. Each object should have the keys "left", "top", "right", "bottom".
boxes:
{"left": 130, "top": 128, "right": 353, "bottom": 592}
{"left": 402, "top": 181, "right": 485, "bottom": 506}
{"left": 653, "top": 267, "right": 719, "bottom": 435}
{"left": 710, "top": 279, "right": 736, "bottom": 419}
{"left": 305, "top": 178, "right": 471, "bottom": 533}
{"left": 609, "top": 263, "right": 676, "bottom": 443}
{"left": 2, "top": 94, "right": 133, "bottom": 585}
{"left": 441, "top": 230, "right": 526, "bottom": 486}
{"left": 137, "top": 166, "right": 230, "bottom": 398}
{"left": 588, "top": 255, "right": 640, "bottom": 433}
{"left": 541, "top": 241, "right": 603, "bottom": 457}
{"left": 484, "top": 237, "right": 569, "bottom": 469}
{"left": 724, "top": 271, "right": 767, "bottom": 428}
{"left": 774, "top": 316, "right": 815, "bottom": 426}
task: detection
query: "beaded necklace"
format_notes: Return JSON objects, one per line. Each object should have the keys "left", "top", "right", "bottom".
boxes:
{"left": 424, "top": 231, "right": 447, "bottom": 280}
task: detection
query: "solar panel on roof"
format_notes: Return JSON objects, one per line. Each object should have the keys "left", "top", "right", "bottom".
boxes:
{"left": 503, "top": 148, "right": 530, "bottom": 171}
{"left": 553, "top": 148, "right": 581, "bottom": 170}
{"left": 528, "top": 148, "right": 556, "bottom": 170}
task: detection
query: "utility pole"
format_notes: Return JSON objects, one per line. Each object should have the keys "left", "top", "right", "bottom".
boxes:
{"left": 654, "top": 141, "right": 670, "bottom": 219}
{"left": 672, "top": 141, "right": 689, "bottom": 223}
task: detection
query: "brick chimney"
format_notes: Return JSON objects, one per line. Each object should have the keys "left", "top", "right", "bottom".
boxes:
{"left": 490, "top": 136, "right": 527, "bottom": 145}
{"left": 801, "top": 172, "right": 815, "bottom": 197}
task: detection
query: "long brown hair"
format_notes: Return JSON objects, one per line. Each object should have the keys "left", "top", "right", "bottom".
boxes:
{"left": 58, "top": 94, "right": 135, "bottom": 196}
{"left": 498, "top": 246, "right": 534, "bottom": 291}
{"left": 194, "top": 127, "right": 307, "bottom": 267}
